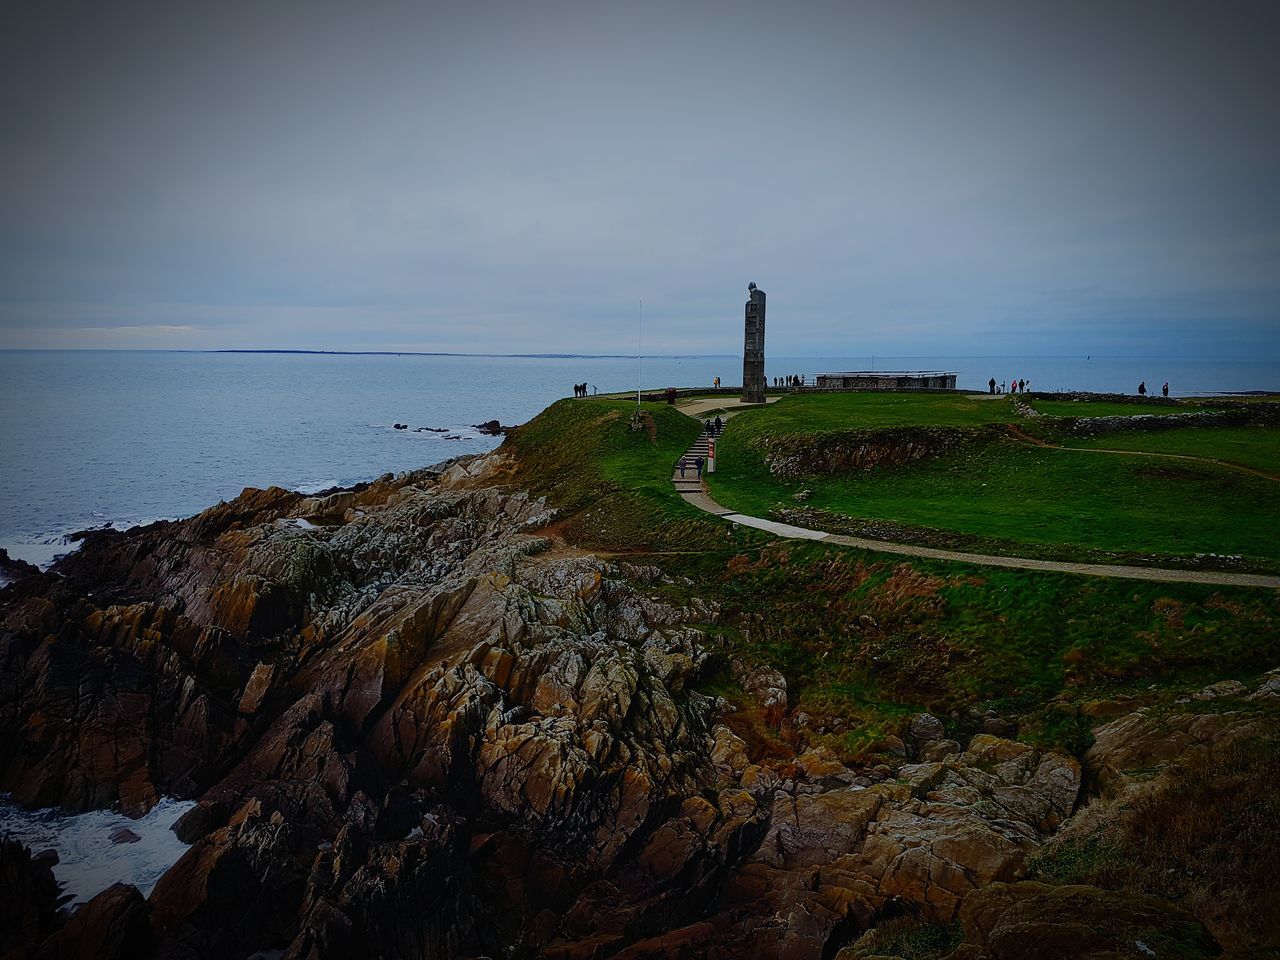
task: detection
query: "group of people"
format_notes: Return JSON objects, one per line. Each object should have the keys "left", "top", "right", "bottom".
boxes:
{"left": 988, "top": 377, "right": 1029, "bottom": 394}
{"left": 677, "top": 454, "right": 706, "bottom": 479}
{"left": 571, "top": 382, "right": 592, "bottom": 397}
{"left": 704, "top": 416, "right": 723, "bottom": 436}
{"left": 774, "top": 374, "right": 806, "bottom": 387}
{"left": 986, "top": 376, "right": 1172, "bottom": 397}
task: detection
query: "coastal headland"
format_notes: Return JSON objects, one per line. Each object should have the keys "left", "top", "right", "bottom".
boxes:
{"left": 2, "top": 390, "right": 1278, "bottom": 959}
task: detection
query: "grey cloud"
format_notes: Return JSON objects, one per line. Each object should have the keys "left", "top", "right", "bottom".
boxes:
{"left": 1, "top": 0, "right": 1277, "bottom": 356}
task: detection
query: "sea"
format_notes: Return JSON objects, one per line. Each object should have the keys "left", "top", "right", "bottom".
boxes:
{"left": 2, "top": 350, "right": 1278, "bottom": 570}
{"left": 0, "top": 795, "right": 195, "bottom": 907}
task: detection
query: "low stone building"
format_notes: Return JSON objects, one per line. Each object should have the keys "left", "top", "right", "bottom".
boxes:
{"left": 812, "top": 370, "right": 957, "bottom": 391}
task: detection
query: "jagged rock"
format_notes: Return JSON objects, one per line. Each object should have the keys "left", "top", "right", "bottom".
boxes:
{"left": 794, "top": 748, "right": 848, "bottom": 781}
{"left": 981, "top": 716, "right": 1016, "bottom": 737}
{"left": 1193, "top": 679, "right": 1248, "bottom": 700}
{"left": 710, "top": 724, "right": 750, "bottom": 779}
{"left": 896, "top": 761, "right": 948, "bottom": 795}
{"left": 151, "top": 799, "right": 308, "bottom": 955}
{"left": 0, "top": 839, "right": 63, "bottom": 954}
{"left": 172, "top": 798, "right": 230, "bottom": 843}
{"left": 732, "top": 661, "right": 788, "bottom": 725}
{"left": 238, "top": 662, "right": 277, "bottom": 716}
{"left": 751, "top": 788, "right": 883, "bottom": 868}
{"left": 1, "top": 445, "right": 1240, "bottom": 959}
{"left": 876, "top": 734, "right": 908, "bottom": 757}
{"left": 1250, "top": 669, "right": 1280, "bottom": 700}
{"left": 920, "top": 738, "right": 961, "bottom": 762}
{"left": 1086, "top": 709, "right": 1278, "bottom": 798}
{"left": 34, "top": 883, "right": 152, "bottom": 960}
{"left": 908, "top": 712, "right": 945, "bottom": 742}
{"left": 295, "top": 489, "right": 357, "bottom": 519}
{"left": 109, "top": 827, "right": 141, "bottom": 844}
{"left": 948, "top": 881, "right": 1220, "bottom": 959}
{"left": 0, "top": 547, "right": 40, "bottom": 585}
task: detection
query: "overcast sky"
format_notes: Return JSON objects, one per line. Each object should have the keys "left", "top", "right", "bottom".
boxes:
{"left": 2, "top": 0, "right": 1277, "bottom": 357}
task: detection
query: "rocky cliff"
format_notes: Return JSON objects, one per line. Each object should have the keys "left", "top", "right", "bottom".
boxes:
{"left": 1, "top": 449, "right": 1274, "bottom": 959}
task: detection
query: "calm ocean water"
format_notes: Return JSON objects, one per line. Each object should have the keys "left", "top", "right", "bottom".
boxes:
{"left": 2, "top": 350, "right": 1277, "bottom": 568}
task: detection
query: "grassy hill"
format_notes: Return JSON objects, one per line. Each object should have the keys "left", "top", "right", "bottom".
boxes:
{"left": 502, "top": 390, "right": 1280, "bottom": 950}
{"left": 703, "top": 392, "right": 1280, "bottom": 571}
{"left": 505, "top": 393, "right": 1280, "bottom": 758}
{"left": 504, "top": 397, "right": 739, "bottom": 552}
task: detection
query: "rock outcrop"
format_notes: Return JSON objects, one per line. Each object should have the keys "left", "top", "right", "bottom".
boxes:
{"left": 948, "top": 881, "right": 1220, "bottom": 960}
{"left": 0, "top": 839, "right": 64, "bottom": 954}
{"left": 0, "top": 448, "right": 1266, "bottom": 958}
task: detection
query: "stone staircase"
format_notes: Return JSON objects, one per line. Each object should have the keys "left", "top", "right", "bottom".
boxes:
{"left": 672, "top": 431, "right": 717, "bottom": 494}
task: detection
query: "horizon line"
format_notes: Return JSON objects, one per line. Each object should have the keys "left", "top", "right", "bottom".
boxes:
{"left": 1, "top": 348, "right": 1277, "bottom": 361}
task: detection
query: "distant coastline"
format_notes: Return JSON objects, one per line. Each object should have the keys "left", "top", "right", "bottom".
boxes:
{"left": 208, "top": 349, "right": 737, "bottom": 359}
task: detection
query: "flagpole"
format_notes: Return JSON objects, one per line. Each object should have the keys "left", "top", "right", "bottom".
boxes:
{"left": 636, "top": 298, "right": 643, "bottom": 409}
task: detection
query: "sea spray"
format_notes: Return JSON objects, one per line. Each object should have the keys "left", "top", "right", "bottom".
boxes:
{"left": 0, "top": 795, "right": 197, "bottom": 907}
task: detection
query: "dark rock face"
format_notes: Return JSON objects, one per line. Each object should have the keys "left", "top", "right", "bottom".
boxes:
{"left": 0, "top": 449, "right": 1253, "bottom": 958}
{"left": 0, "top": 547, "right": 40, "bottom": 586}
{"left": 948, "top": 881, "right": 1219, "bottom": 960}
{"left": 0, "top": 838, "right": 63, "bottom": 953}
{"left": 761, "top": 426, "right": 996, "bottom": 479}
{"left": 34, "top": 883, "right": 153, "bottom": 960}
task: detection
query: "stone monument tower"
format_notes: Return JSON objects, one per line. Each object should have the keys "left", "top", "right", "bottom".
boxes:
{"left": 742, "top": 282, "right": 766, "bottom": 403}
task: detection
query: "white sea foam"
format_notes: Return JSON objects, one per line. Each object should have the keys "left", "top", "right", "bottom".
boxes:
{"left": 281, "top": 517, "right": 321, "bottom": 529}
{"left": 0, "top": 795, "right": 197, "bottom": 907}
{"left": 0, "top": 535, "right": 81, "bottom": 571}
{"left": 1, "top": 516, "right": 180, "bottom": 572}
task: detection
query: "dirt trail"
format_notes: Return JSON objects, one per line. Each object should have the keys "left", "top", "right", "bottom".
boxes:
{"left": 1002, "top": 424, "right": 1280, "bottom": 483}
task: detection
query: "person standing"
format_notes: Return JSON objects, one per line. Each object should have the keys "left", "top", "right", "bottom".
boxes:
{"left": 679, "top": 455, "right": 687, "bottom": 478}
{"left": 714, "top": 415, "right": 723, "bottom": 435}
{"left": 1162, "top": 381, "right": 1169, "bottom": 397}
{"left": 1138, "top": 381, "right": 1147, "bottom": 396}
{"left": 1019, "top": 378, "right": 1026, "bottom": 393}
{"left": 988, "top": 377, "right": 996, "bottom": 395}
{"left": 695, "top": 456, "right": 705, "bottom": 479}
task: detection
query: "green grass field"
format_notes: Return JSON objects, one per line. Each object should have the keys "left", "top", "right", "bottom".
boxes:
{"left": 705, "top": 393, "right": 1280, "bottom": 569}
{"left": 1065, "top": 426, "right": 1280, "bottom": 476}
{"left": 505, "top": 397, "right": 749, "bottom": 551}
{"left": 725, "top": 391, "right": 1019, "bottom": 431}
{"left": 657, "top": 537, "right": 1280, "bottom": 756}
{"left": 505, "top": 392, "right": 1280, "bottom": 762}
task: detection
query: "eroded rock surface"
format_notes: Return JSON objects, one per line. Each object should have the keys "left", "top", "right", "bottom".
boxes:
{"left": 0, "top": 450, "right": 1263, "bottom": 959}
{"left": 948, "top": 880, "right": 1219, "bottom": 960}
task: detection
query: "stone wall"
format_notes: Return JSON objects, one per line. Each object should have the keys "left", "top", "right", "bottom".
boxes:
{"left": 1050, "top": 404, "right": 1280, "bottom": 438}
{"left": 810, "top": 372, "right": 958, "bottom": 391}
{"left": 760, "top": 425, "right": 997, "bottom": 479}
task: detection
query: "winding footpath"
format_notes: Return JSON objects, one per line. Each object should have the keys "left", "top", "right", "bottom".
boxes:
{"left": 672, "top": 406, "right": 1280, "bottom": 589}
{"left": 1003, "top": 423, "right": 1280, "bottom": 483}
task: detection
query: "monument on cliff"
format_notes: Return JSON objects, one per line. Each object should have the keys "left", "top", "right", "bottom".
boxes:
{"left": 742, "top": 282, "right": 766, "bottom": 403}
